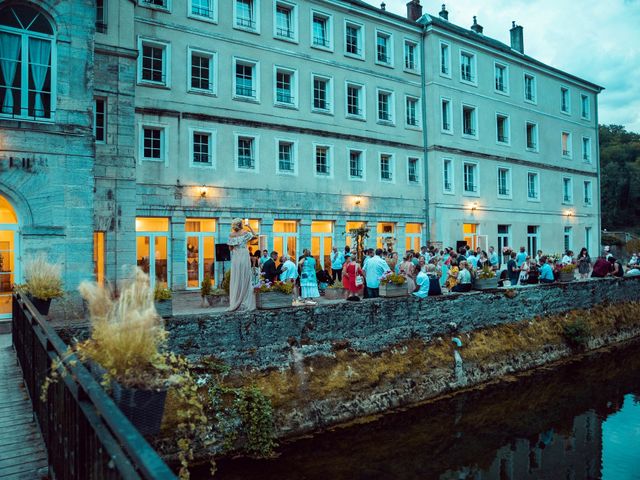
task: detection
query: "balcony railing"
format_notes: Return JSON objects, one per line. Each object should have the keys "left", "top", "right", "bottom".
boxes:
{"left": 527, "top": 141, "right": 537, "bottom": 150}
{"left": 313, "top": 36, "right": 330, "bottom": 47}
{"left": 562, "top": 149, "right": 571, "bottom": 156}
{"left": 347, "top": 106, "right": 362, "bottom": 116}
{"left": 497, "top": 134, "right": 508, "bottom": 143}
{"left": 442, "top": 122, "right": 451, "bottom": 131}
{"left": 276, "top": 90, "right": 294, "bottom": 104}
{"left": 276, "top": 26, "right": 294, "bottom": 38}
{"left": 463, "top": 127, "right": 476, "bottom": 136}
{"left": 377, "top": 52, "right": 390, "bottom": 63}
{"left": 235, "top": 86, "right": 256, "bottom": 98}
{"left": 236, "top": 16, "right": 256, "bottom": 29}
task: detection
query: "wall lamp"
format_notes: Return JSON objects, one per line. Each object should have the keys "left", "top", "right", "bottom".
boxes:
{"left": 200, "top": 185, "right": 207, "bottom": 198}
{"left": 354, "top": 196, "right": 362, "bottom": 206}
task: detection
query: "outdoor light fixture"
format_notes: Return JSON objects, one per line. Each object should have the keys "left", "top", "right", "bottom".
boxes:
{"left": 200, "top": 185, "right": 207, "bottom": 198}
{"left": 565, "top": 209, "right": 574, "bottom": 217}
{"left": 471, "top": 202, "right": 478, "bottom": 211}
{"left": 354, "top": 196, "right": 362, "bottom": 206}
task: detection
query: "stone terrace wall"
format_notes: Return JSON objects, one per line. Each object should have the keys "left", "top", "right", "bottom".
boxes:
{"left": 167, "top": 277, "right": 640, "bottom": 367}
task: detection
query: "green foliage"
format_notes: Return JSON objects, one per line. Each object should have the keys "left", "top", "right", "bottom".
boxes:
{"left": 562, "top": 317, "right": 591, "bottom": 351}
{"left": 154, "top": 284, "right": 172, "bottom": 301}
{"left": 477, "top": 265, "right": 496, "bottom": 279}
{"left": 599, "top": 124, "right": 640, "bottom": 230}
{"left": 201, "top": 275, "right": 212, "bottom": 298}
{"left": 235, "top": 386, "right": 276, "bottom": 456}
{"left": 221, "top": 270, "right": 231, "bottom": 295}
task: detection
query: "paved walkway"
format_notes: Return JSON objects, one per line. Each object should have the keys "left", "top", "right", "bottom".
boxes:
{"left": 0, "top": 334, "right": 48, "bottom": 479}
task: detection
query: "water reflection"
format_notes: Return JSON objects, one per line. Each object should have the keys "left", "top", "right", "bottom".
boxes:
{"left": 211, "top": 341, "right": 640, "bottom": 480}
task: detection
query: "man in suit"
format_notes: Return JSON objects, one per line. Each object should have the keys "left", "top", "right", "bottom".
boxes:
{"left": 261, "top": 251, "right": 279, "bottom": 283}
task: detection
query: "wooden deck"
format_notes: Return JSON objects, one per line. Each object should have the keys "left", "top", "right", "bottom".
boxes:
{"left": 0, "top": 334, "right": 48, "bottom": 479}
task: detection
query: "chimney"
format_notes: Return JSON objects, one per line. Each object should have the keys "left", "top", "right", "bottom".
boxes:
{"left": 406, "top": 0, "right": 422, "bottom": 22}
{"left": 380, "top": 1, "right": 386, "bottom": 10}
{"left": 439, "top": 4, "right": 448, "bottom": 21}
{"left": 470, "top": 16, "right": 483, "bottom": 34}
{"left": 510, "top": 21, "right": 524, "bottom": 53}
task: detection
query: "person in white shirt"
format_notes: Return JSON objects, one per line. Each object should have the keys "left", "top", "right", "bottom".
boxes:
{"left": 330, "top": 246, "right": 345, "bottom": 283}
{"left": 452, "top": 260, "right": 472, "bottom": 292}
{"left": 279, "top": 255, "right": 299, "bottom": 302}
{"left": 362, "top": 248, "right": 391, "bottom": 298}
{"left": 561, "top": 250, "right": 574, "bottom": 265}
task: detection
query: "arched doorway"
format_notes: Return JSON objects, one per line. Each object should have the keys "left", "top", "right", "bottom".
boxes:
{"left": 0, "top": 195, "right": 18, "bottom": 319}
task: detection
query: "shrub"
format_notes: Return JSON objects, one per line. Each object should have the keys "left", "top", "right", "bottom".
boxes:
{"left": 380, "top": 272, "right": 406, "bottom": 285}
{"left": 560, "top": 263, "right": 577, "bottom": 273}
{"left": 221, "top": 270, "right": 231, "bottom": 294}
{"left": 254, "top": 280, "right": 294, "bottom": 294}
{"left": 562, "top": 317, "right": 591, "bottom": 350}
{"left": 201, "top": 275, "right": 212, "bottom": 298}
{"left": 477, "top": 265, "right": 496, "bottom": 279}
{"left": 154, "top": 283, "right": 172, "bottom": 301}
{"left": 22, "top": 253, "right": 64, "bottom": 300}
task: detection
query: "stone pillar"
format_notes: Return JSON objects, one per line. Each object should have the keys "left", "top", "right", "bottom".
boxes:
{"left": 299, "top": 217, "right": 312, "bottom": 255}
{"left": 396, "top": 222, "right": 406, "bottom": 255}
{"left": 261, "top": 216, "right": 274, "bottom": 253}
{"left": 171, "top": 213, "right": 186, "bottom": 290}
{"left": 334, "top": 218, "right": 347, "bottom": 250}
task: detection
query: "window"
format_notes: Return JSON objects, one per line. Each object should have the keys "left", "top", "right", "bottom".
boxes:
{"left": 440, "top": 41, "right": 451, "bottom": 76}
{"left": 141, "top": 125, "right": 165, "bottom": 161}
{"left": 380, "top": 154, "right": 393, "bottom": 181}
{"left": 497, "top": 167, "right": 511, "bottom": 197}
{"left": 345, "top": 22, "right": 363, "bottom": 57}
{"left": 236, "top": 135, "right": 257, "bottom": 170}
{"left": 441, "top": 98, "right": 452, "bottom": 132}
{"left": 494, "top": 62, "right": 508, "bottom": 93}
{"left": 460, "top": 51, "right": 476, "bottom": 84}
{"left": 562, "top": 132, "right": 572, "bottom": 158}
{"left": 349, "top": 149, "right": 364, "bottom": 179}
{"left": 405, "top": 223, "right": 422, "bottom": 252}
{"left": 408, "top": 157, "right": 419, "bottom": 183}
{"left": 315, "top": 145, "right": 331, "bottom": 176}
{"left": 527, "top": 172, "right": 539, "bottom": 200}
{"left": 189, "top": 49, "right": 215, "bottom": 93}
{"left": 564, "top": 226, "right": 573, "bottom": 252}
{"left": 527, "top": 226, "right": 540, "bottom": 257}
{"left": 234, "top": 58, "right": 258, "bottom": 99}
{"left": 275, "top": 67, "right": 295, "bottom": 106}
{"left": 94, "top": 231, "right": 105, "bottom": 286}
{"left": 138, "top": 38, "right": 170, "bottom": 86}
{"left": 583, "top": 180, "right": 592, "bottom": 205}
{"left": 524, "top": 73, "right": 536, "bottom": 103}
{"left": 585, "top": 227, "right": 592, "bottom": 254}
{"left": 376, "top": 31, "right": 392, "bottom": 65}
{"left": 235, "top": 0, "right": 257, "bottom": 30}
{"left": 463, "top": 162, "right": 478, "bottom": 194}
{"left": 443, "top": 158, "right": 453, "bottom": 193}
{"left": 581, "top": 94, "right": 590, "bottom": 120}
{"left": 404, "top": 40, "right": 418, "bottom": 72}
{"left": 562, "top": 177, "right": 573, "bottom": 204}
{"left": 312, "top": 75, "right": 331, "bottom": 112}
{"left": 462, "top": 105, "right": 477, "bottom": 137}
{"left": 346, "top": 83, "right": 364, "bottom": 117}
{"left": 526, "top": 122, "right": 538, "bottom": 151}
{"left": 582, "top": 137, "right": 592, "bottom": 162}
{"left": 496, "top": 114, "right": 509, "bottom": 144}
{"left": 312, "top": 12, "right": 331, "bottom": 49}
{"left": 377, "top": 89, "right": 393, "bottom": 123}
{"left": 136, "top": 217, "right": 170, "bottom": 289}
{"left": 561, "top": 86, "right": 570, "bottom": 113}
{"left": 273, "top": 220, "right": 298, "bottom": 259}
{"left": 497, "top": 225, "right": 511, "bottom": 264}
{"left": 277, "top": 140, "right": 295, "bottom": 173}
{"left": 94, "top": 97, "right": 106, "bottom": 142}
{"left": 406, "top": 96, "right": 419, "bottom": 127}
{"left": 140, "top": 0, "right": 169, "bottom": 9}
{"left": 191, "top": 129, "right": 214, "bottom": 167}
{"left": 275, "top": 1, "right": 295, "bottom": 40}
{"left": 96, "top": 0, "right": 107, "bottom": 32}
{"left": 190, "top": 0, "right": 215, "bottom": 21}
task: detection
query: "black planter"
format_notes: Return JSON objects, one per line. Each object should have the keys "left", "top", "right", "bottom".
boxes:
{"left": 111, "top": 383, "right": 168, "bottom": 436}
{"left": 29, "top": 296, "right": 52, "bottom": 316}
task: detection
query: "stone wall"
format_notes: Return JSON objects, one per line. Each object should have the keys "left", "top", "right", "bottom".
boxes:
{"left": 167, "top": 277, "right": 640, "bottom": 369}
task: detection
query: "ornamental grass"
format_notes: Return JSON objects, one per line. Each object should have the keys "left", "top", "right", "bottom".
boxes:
{"left": 23, "top": 253, "right": 64, "bottom": 300}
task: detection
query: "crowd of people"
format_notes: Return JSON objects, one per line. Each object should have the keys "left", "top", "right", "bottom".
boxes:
{"left": 226, "top": 218, "right": 637, "bottom": 311}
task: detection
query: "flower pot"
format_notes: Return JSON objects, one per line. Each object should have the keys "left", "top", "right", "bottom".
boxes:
{"left": 256, "top": 291, "right": 292, "bottom": 309}
{"left": 474, "top": 277, "right": 498, "bottom": 290}
{"left": 111, "top": 383, "right": 167, "bottom": 436}
{"left": 559, "top": 271, "right": 575, "bottom": 283}
{"left": 324, "top": 287, "right": 346, "bottom": 300}
{"left": 206, "top": 294, "right": 230, "bottom": 307}
{"left": 154, "top": 299, "right": 172, "bottom": 318}
{"left": 379, "top": 283, "right": 408, "bottom": 297}
{"left": 28, "top": 295, "right": 52, "bottom": 316}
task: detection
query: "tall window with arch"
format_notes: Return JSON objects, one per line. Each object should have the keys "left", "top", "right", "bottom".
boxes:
{"left": 0, "top": 4, "right": 54, "bottom": 119}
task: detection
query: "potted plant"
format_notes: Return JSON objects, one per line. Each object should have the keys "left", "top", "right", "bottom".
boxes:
{"left": 20, "top": 254, "right": 64, "bottom": 316}
{"left": 255, "top": 280, "right": 294, "bottom": 309}
{"left": 558, "top": 263, "right": 576, "bottom": 282}
{"left": 474, "top": 266, "right": 498, "bottom": 290}
{"left": 154, "top": 283, "right": 172, "bottom": 318}
{"left": 324, "top": 282, "right": 346, "bottom": 300}
{"left": 379, "top": 272, "right": 408, "bottom": 297}
{"left": 206, "top": 288, "right": 229, "bottom": 307}
{"left": 200, "top": 275, "right": 212, "bottom": 307}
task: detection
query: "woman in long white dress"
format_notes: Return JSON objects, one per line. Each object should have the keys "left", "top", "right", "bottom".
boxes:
{"left": 227, "top": 218, "right": 256, "bottom": 311}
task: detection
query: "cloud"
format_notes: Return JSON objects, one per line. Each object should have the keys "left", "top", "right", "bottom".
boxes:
{"left": 382, "top": 0, "right": 640, "bottom": 133}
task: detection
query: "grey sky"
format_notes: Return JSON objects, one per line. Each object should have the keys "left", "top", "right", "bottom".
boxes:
{"left": 383, "top": 0, "right": 640, "bottom": 133}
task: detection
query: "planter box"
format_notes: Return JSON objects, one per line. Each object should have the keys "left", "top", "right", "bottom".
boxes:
{"left": 474, "top": 277, "right": 499, "bottom": 290}
{"left": 558, "top": 271, "right": 575, "bottom": 283}
{"left": 206, "top": 294, "right": 229, "bottom": 307}
{"left": 28, "top": 295, "right": 52, "bottom": 316}
{"left": 154, "top": 299, "right": 172, "bottom": 318}
{"left": 324, "top": 287, "right": 346, "bottom": 300}
{"left": 256, "top": 291, "right": 292, "bottom": 309}
{"left": 379, "top": 283, "right": 408, "bottom": 297}
{"left": 112, "top": 383, "right": 167, "bottom": 436}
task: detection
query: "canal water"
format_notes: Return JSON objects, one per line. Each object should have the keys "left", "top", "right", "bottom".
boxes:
{"left": 212, "top": 340, "right": 640, "bottom": 480}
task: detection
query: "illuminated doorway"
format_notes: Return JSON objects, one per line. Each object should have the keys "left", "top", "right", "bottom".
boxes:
{"left": 0, "top": 195, "right": 18, "bottom": 319}
{"left": 311, "top": 221, "right": 333, "bottom": 269}
{"left": 273, "top": 220, "right": 298, "bottom": 259}
{"left": 185, "top": 218, "right": 216, "bottom": 289}
{"left": 136, "top": 217, "right": 170, "bottom": 289}
{"left": 462, "top": 223, "right": 479, "bottom": 250}
{"left": 405, "top": 223, "right": 422, "bottom": 252}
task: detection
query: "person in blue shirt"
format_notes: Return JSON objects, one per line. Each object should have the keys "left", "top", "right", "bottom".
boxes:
{"left": 516, "top": 246, "right": 527, "bottom": 268}
{"left": 362, "top": 248, "right": 391, "bottom": 298}
{"left": 330, "top": 246, "right": 345, "bottom": 283}
{"left": 488, "top": 246, "right": 499, "bottom": 270}
{"left": 539, "top": 256, "right": 555, "bottom": 283}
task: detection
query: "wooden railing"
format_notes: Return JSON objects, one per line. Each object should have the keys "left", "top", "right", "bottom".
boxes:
{"left": 11, "top": 292, "right": 177, "bottom": 480}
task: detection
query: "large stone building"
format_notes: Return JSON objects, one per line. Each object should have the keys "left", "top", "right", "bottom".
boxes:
{"left": 0, "top": 0, "right": 602, "bottom": 314}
